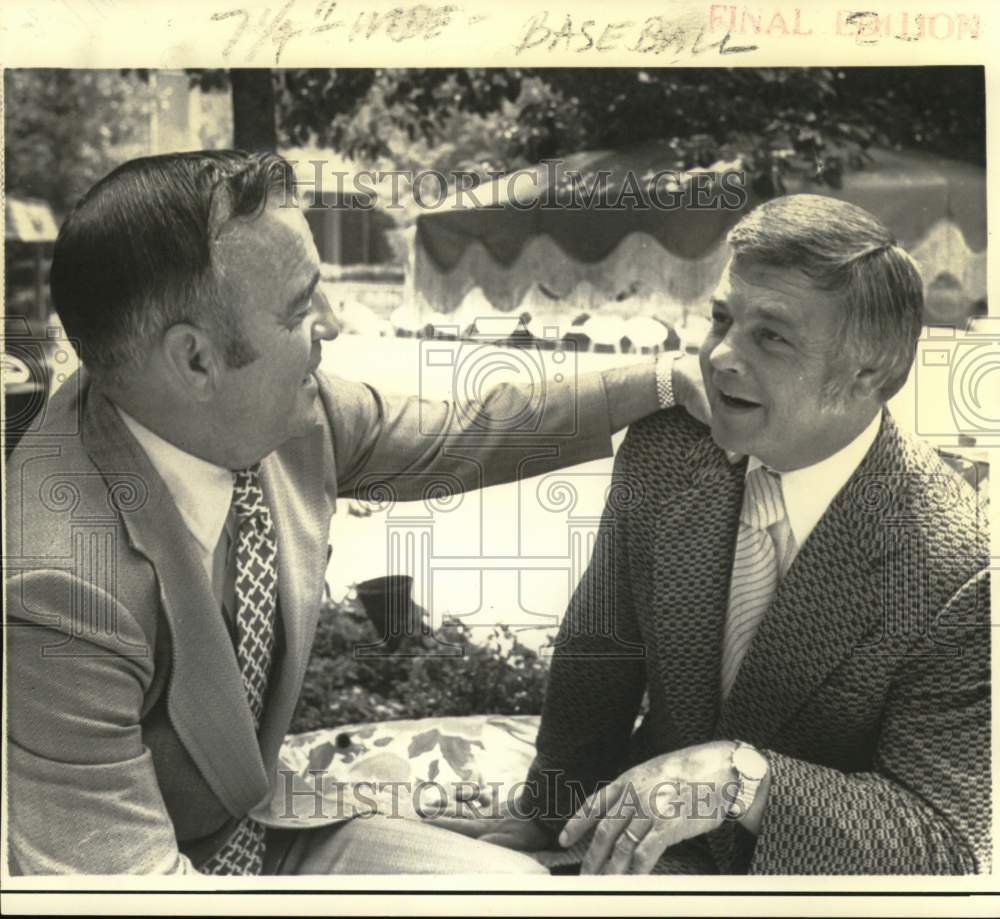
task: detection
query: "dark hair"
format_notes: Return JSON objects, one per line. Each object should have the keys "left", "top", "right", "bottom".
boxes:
{"left": 50, "top": 150, "right": 296, "bottom": 378}
{"left": 727, "top": 194, "right": 924, "bottom": 402}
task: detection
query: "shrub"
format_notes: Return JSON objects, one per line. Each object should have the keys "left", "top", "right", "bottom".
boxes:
{"left": 290, "top": 593, "right": 552, "bottom": 734}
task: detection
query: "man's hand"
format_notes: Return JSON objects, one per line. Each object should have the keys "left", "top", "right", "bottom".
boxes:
{"left": 425, "top": 810, "right": 552, "bottom": 851}
{"left": 603, "top": 352, "right": 712, "bottom": 434}
{"left": 559, "top": 741, "right": 739, "bottom": 874}
{"left": 670, "top": 352, "right": 712, "bottom": 425}
{"left": 420, "top": 790, "right": 552, "bottom": 852}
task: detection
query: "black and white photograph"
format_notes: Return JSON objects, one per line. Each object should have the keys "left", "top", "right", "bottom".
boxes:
{"left": 1, "top": 0, "right": 996, "bottom": 914}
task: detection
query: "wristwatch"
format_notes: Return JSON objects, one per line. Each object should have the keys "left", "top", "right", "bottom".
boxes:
{"left": 726, "top": 742, "right": 769, "bottom": 819}
{"left": 655, "top": 350, "right": 685, "bottom": 409}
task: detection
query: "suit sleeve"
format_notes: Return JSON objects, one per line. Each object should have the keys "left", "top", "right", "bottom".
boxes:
{"left": 751, "top": 569, "right": 991, "bottom": 875}
{"left": 6, "top": 570, "right": 199, "bottom": 875}
{"left": 314, "top": 369, "right": 615, "bottom": 501}
{"left": 519, "top": 427, "right": 647, "bottom": 840}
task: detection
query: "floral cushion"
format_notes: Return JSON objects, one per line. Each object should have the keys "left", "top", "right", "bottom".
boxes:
{"left": 276, "top": 714, "right": 539, "bottom": 819}
{"left": 272, "top": 714, "right": 584, "bottom": 868}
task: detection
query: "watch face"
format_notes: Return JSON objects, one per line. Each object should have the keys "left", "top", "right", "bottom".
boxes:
{"left": 733, "top": 746, "right": 769, "bottom": 781}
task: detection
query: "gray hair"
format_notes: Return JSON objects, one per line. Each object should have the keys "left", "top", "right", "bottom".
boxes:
{"left": 726, "top": 194, "right": 924, "bottom": 403}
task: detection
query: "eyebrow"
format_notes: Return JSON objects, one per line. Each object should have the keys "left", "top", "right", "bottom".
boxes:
{"left": 713, "top": 296, "right": 795, "bottom": 325}
{"left": 283, "top": 270, "right": 321, "bottom": 317}
{"left": 751, "top": 306, "right": 796, "bottom": 328}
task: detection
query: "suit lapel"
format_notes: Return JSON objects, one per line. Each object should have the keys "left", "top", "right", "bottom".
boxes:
{"left": 648, "top": 435, "right": 747, "bottom": 747}
{"left": 254, "top": 439, "right": 330, "bottom": 776}
{"left": 83, "top": 389, "right": 269, "bottom": 817}
{"left": 717, "top": 416, "right": 895, "bottom": 745}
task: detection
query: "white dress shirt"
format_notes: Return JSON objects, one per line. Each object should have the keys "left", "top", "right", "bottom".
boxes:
{"left": 117, "top": 407, "right": 236, "bottom": 611}
{"left": 745, "top": 410, "right": 882, "bottom": 577}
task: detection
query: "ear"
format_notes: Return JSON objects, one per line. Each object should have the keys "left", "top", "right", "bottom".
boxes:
{"left": 161, "top": 323, "right": 221, "bottom": 401}
{"left": 850, "top": 365, "right": 882, "bottom": 402}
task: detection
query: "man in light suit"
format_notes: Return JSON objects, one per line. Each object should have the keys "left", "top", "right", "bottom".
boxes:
{"left": 437, "top": 195, "right": 990, "bottom": 874}
{"left": 4, "top": 151, "right": 707, "bottom": 875}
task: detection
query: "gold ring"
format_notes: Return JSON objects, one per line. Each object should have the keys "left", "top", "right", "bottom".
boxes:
{"left": 623, "top": 828, "right": 643, "bottom": 845}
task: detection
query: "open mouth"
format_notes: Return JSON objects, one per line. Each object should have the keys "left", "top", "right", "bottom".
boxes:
{"left": 718, "top": 391, "right": 762, "bottom": 411}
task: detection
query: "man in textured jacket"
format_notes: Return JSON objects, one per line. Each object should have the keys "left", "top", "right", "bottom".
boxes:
{"left": 4, "top": 150, "right": 704, "bottom": 874}
{"left": 438, "top": 195, "right": 990, "bottom": 874}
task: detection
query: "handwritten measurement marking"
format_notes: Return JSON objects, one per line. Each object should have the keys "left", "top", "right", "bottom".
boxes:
{"left": 211, "top": 1, "right": 481, "bottom": 62}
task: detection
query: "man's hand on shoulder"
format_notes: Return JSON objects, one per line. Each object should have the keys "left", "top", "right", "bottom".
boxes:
{"left": 603, "top": 351, "right": 712, "bottom": 434}
{"left": 663, "top": 351, "right": 712, "bottom": 426}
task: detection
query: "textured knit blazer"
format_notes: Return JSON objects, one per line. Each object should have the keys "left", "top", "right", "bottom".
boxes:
{"left": 525, "top": 407, "right": 990, "bottom": 875}
{"left": 6, "top": 366, "right": 616, "bottom": 874}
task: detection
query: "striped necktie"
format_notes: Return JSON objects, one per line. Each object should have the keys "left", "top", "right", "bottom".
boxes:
{"left": 720, "top": 465, "right": 786, "bottom": 701}
{"left": 201, "top": 464, "right": 278, "bottom": 876}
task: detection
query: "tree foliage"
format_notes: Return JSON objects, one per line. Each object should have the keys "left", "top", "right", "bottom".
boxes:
{"left": 5, "top": 67, "right": 983, "bottom": 214}
{"left": 198, "top": 66, "right": 984, "bottom": 194}
{"left": 4, "top": 70, "right": 155, "bottom": 215}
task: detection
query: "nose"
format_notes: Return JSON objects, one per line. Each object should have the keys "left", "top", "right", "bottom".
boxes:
{"left": 315, "top": 317, "right": 340, "bottom": 343}
{"left": 707, "top": 327, "right": 745, "bottom": 376}
{"left": 313, "top": 289, "right": 340, "bottom": 342}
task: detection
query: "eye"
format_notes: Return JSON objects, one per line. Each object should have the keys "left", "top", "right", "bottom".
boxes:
{"left": 711, "top": 309, "right": 731, "bottom": 327}
{"left": 287, "top": 302, "right": 311, "bottom": 328}
{"left": 759, "top": 328, "right": 788, "bottom": 345}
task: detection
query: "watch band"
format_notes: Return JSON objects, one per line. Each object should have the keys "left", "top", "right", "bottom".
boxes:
{"left": 655, "top": 350, "right": 685, "bottom": 409}
{"left": 727, "top": 742, "right": 769, "bottom": 819}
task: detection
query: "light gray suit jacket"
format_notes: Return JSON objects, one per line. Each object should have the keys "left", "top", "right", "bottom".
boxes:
{"left": 6, "top": 366, "right": 615, "bottom": 873}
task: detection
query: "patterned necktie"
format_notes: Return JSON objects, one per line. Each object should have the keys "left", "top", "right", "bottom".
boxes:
{"left": 201, "top": 463, "right": 278, "bottom": 876}
{"left": 720, "top": 465, "right": 786, "bottom": 701}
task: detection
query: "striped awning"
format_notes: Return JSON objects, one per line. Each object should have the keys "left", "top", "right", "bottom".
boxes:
{"left": 412, "top": 146, "right": 986, "bottom": 323}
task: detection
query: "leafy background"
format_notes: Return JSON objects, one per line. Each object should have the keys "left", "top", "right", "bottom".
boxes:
{"left": 5, "top": 67, "right": 985, "bottom": 218}
{"left": 290, "top": 592, "right": 552, "bottom": 733}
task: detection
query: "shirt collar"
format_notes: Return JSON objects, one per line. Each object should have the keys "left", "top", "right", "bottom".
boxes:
{"left": 746, "top": 410, "right": 882, "bottom": 549}
{"left": 116, "top": 407, "right": 234, "bottom": 557}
